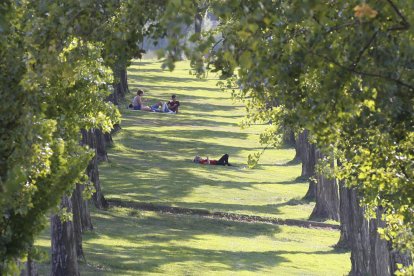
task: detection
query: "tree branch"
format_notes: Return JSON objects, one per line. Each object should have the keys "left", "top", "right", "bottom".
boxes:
{"left": 211, "top": 37, "right": 224, "bottom": 52}
{"left": 326, "top": 55, "right": 414, "bottom": 90}
{"left": 296, "top": 41, "right": 414, "bottom": 90}
{"left": 386, "top": 0, "right": 410, "bottom": 31}
{"left": 351, "top": 30, "right": 378, "bottom": 70}
{"left": 325, "top": 21, "right": 358, "bottom": 34}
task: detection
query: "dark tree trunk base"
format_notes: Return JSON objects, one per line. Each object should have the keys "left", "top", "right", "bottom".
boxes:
{"left": 309, "top": 149, "right": 340, "bottom": 221}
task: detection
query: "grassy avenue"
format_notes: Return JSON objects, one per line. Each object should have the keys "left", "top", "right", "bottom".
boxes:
{"left": 36, "top": 60, "right": 350, "bottom": 275}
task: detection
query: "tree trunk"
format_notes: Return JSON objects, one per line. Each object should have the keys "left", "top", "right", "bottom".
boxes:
{"left": 80, "top": 129, "right": 109, "bottom": 209}
{"left": 81, "top": 128, "right": 111, "bottom": 162}
{"left": 336, "top": 179, "right": 351, "bottom": 249}
{"left": 107, "top": 89, "right": 119, "bottom": 105}
{"left": 298, "top": 130, "right": 316, "bottom": 177}
{"left": 104, "top": 132, "right": 113, "bottom": 147}
{"left": 71, "top": 187, "right": 84, "bottom": 262}
{"left": 282, "top": 128, "right": 296, "bottom": 148}
{"left": 71, "top": 183, "right": 93, "bottom": 262}
{"left": 298, "top": 130, "right": 317, "bottom": 200}
{"left": 94, "top": 128, "right": 108, "bottom": 162}
{"left": 309, "top": 149, "right": 340, "bottom": 221}
{"left": 76, "top": 184, "right": 93, "bottom": 231}
{"left": 51, "top": 196, "right": 79, "bottom": 276}
{"left": 342, "top": 189, "right": 412, "bottom": 275}
{"left": 110, "top": 61, "right": 128, "bottom": 105}
{"left": 87, "top": 156, "right": 108, "bottom": 209}
{"left": 19, "top": 253, "right": 38, "bottom": 276}
{"left": 303, "top": 179, "right": 316, "bottom": 201}
{"left": 120, "top": 67, "right": 129, "bottom": 96}
{"left": 293, "top": 144, "right": 301, "bottom": 163}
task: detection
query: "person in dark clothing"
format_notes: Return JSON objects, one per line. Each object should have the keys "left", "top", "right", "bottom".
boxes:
{"left": 167, "top": 94, "right": 180, "bottom": 113}
{"left": 193, "top": 154, "right": 232, "bottom": 166}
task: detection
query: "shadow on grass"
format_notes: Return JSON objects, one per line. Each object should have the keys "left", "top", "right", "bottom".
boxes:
{"left": 121, "top": 113, "right": 241, "bottom": 128}
{"left": 77, "top": 209, "right": 346, "bottom": 274}
{"left": 274, "top": 158, "right": 302, "bottom": 166}
{"left": 81, "top": 210, "right": 288, "bottom": 273}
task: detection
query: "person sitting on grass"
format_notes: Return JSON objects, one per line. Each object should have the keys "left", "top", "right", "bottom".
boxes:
{"left": 130, "top": 89, "right": 153, "bottom": 111}
{"left": 193, "top": 154, "right": 232, "bottom": 166}
{"left": 167, "top": 94, "right": 180, "bottom": 113}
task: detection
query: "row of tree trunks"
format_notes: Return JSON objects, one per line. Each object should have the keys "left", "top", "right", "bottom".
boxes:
{"left": 298, "top": 142, "right": 412, "bottom": 274}
{"left": 337, "top": 186, "right": 412, "bottom": 275}
{"left": 49, "top": 124, "right": 117, "bottom": 274}
{"left": 309, "top": 149, "right": 340, "bottom": 221}
{"left": 48, "top": 62, "right": 123, "bottom": 275}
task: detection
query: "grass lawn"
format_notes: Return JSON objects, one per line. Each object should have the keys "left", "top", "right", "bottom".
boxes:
{"left": 102, "top": 60, "right": 315, "bottom": 220}
{"left": 35, "top": 59, "right": 350, "bottom": 275}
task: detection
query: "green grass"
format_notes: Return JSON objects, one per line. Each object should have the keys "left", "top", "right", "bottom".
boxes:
{"left": 35, "top": 59, "right": 350, "bottom": 275}
{"left": 102, "top": 60, "right": 315, "bottom": 220}
{"left": 36, "top": 207, "right": 349, "bottom": 275}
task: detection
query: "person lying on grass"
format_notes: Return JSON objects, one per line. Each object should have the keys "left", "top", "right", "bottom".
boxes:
{"left": 193, "top": 154, "right": 232, "bottom": 166}
{"left": 150, "top": 94, "right": 180, "bottom": 113}
{"left": 151, "top": 101, "right": 176, "bottom": 113}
